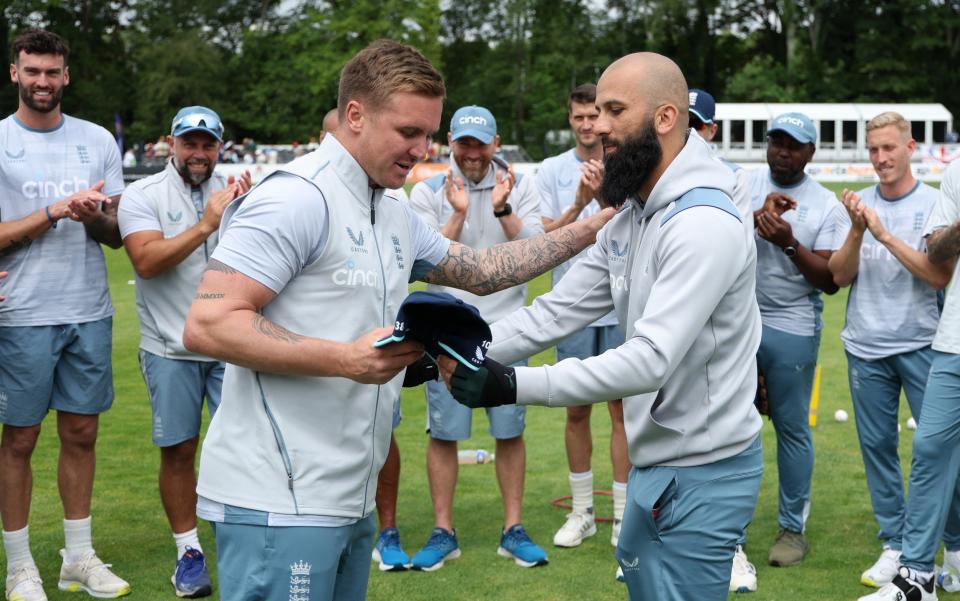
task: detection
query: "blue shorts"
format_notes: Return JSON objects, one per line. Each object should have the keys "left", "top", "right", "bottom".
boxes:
{"left": 214, "top": 513, "right": 375, "bottom": 601}
{"left": 556, "top": 324, "right": 625, "bottom": 361}
{"left": 0, "top": 318, "right": 114, "bottom": 427}
{"left": 425, "top": 361, "right": 526, "bottom": 441}
{"left": 138, "top": 350, "right": 223, "bottom": 447}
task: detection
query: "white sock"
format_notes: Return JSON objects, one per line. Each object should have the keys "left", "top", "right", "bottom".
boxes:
{"left": 906, "top": 567, "right": 935, "bottom": 585}
{"left": 173, "top": 528, "right": 202, "bottom": 559}
{"left": 3, "top": 526, "right": 35, "bottom": 570}
{"left": 612, "top": 481, "right": 628, "bottom": 522}
{"left": 569, "top": 470, "right": 594, "bottom": 515}
{"left": 63, "top": 516, "right": 94, "bottom": 563}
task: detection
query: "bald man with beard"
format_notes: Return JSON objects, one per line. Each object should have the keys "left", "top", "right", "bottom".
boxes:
{"left": 440, "top": 53, "right": 764, "bottom": 600}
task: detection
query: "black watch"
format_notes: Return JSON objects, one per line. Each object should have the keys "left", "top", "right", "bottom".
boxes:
{"left": 783, "top": 243, "right": 798, "bottom": 258}
{"left": 494, "top": 203, "right": 513, "bottom": 218}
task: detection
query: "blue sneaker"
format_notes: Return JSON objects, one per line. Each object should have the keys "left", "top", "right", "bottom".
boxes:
{"left": 497, "top": 524, "right": 548, "bottom": 568}
{"left": 411, "top": 528, "right": 461, "bottom": 571}
{"left": 171, "top": 547, "right": 212, "bottom": 598}
{"left": 371, "top": 527, "right": 410, "bottom": 571}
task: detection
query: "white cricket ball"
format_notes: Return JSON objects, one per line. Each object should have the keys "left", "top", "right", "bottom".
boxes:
{"left": 834, "top": 409, "right": 849, "bottom": 423}
{"left": 907, "top": 417, "right": 918, "bottom": 431}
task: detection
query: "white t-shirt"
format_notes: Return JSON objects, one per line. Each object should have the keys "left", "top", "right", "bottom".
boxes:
{"left": 833, "top": 182, "right": 940, "bottom": 359}
{"left": 0, "top": 114, "right": 124, "bottom": 326}
{"left": 750, "top": 168, "right": 841, "bottom": 336}
{"left": 537, "top": 148, "right": 618, "bottom": 328}
{"left": 924, "top": 161, "right": 960, "bottom": 354}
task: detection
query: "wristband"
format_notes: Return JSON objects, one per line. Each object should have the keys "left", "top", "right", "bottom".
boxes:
{"left": 45, "top": 205, "right": 58, "bottom": 228}
{"left": 402, "top": 355, "right": 439, "bottom": 387}
{"left": 493, "top": 203, "right": 513, "bottom": 218}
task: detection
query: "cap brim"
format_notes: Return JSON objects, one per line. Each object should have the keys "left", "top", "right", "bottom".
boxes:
{"left": 172, "top": 126, "right": 223, "bottom": 142}
{"left": 689, "top": 109, "right": 713, "bottom": 125}
{"left": 451, "top": 130, "right": 494, "bottom": 145}
{"left": 373, "top": 333, "right": 407, "bottom": 348}
{"left": 437, "top": 341, "right": 480, "bottom": 371}
{"left": 766, "top": 126, "right": 815, "bottom": 145}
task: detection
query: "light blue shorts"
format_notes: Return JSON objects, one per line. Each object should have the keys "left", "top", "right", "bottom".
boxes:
{"left": 138, "top": 350, "right": 223, "bottom": 447}
{"left": 0, "top": 318, "right": 114, "bottom": 427}
{"left": 556, "top": 324, "right": 625, "bottom": 361}
{"left": 425, "top": 361, "right": 526, "bottom": 441}
{"left": 214, "top": 513, "right": 375, "bottom": 601}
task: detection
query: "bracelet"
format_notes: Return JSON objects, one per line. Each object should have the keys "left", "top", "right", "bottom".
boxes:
{"left": 45, "top": 205, "right": 58, "bottom": 228}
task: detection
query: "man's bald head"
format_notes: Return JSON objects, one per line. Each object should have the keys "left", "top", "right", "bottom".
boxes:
{"left": 600, "top": 52, "right": 688, "bottom": 120}
{"left": 321, "top": 108, "right": 339, "bottom": 140}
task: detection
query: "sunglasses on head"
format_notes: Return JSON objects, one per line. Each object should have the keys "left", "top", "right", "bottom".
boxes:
{"left": 173, "top": 112, "right": 223, "bottom": 138}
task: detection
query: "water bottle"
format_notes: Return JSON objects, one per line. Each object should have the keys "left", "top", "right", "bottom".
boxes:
{"left": 457, "top": 449, "right": 493, "bottom": 464}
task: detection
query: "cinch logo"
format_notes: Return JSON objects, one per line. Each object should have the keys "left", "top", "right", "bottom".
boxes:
{"left": 458, "top": 115, "right": 487, "bottom": 126}
{"left": 610, "top": 274, "right": 630, "bottom": 291}
{"left": 21, "top": 177, "right": 90, "bottom": 200}
{"left": 777, "top": 116, "right": 806, "bottom": 128}
{"left": 332, "top": 259, "right": 378, "bottom": 287}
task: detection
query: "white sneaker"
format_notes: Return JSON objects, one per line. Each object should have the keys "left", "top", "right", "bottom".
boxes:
{"left": 938, "top": 550, "right": 960, "bottom": 592}
{"left": 58, "top": 550, "right": 131, "bottom": 598}
{"left": 861, "top": 547, "right": 901, "bottom": 588}
{"left": 553, "top": 511, "right": 596, "bottom": 547}
{"left": 729, "top": 545, "right": 758, "bottom": 593}
{"left": 611, "top": 519, "right": 621, "bottom": 547}
{"left": 5, "top": 564, "right": 47, "bottom": 601}
{"left": 615, "top": 565, "right": 624, "bottom": 582}
{"left": 858, "top": 567, "right": 937, "bottom": 601}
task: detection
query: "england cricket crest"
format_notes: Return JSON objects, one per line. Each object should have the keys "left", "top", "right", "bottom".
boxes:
{"left": 289, "top": 560, "right": 311, "bottom": 601}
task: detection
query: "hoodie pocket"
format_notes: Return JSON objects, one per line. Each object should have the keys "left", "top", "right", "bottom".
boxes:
{"left": 630, "top": 469, "right": 678, "bottom": 543}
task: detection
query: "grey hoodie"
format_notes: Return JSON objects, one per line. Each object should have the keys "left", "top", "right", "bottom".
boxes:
{"left": 489, "top": 133, "right": 763, "bottom": 468}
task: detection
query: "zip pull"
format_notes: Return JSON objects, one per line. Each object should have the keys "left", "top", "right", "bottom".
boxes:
{"left": 288, "top": 474, "right": 294, "bottom": 491}
{"left": 370, "top": 192, "right": 376, "bottom": 225}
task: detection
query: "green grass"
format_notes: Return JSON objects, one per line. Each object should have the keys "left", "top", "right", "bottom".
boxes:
{"left": 5, "top": 181, "right": 953, "bottom": 600}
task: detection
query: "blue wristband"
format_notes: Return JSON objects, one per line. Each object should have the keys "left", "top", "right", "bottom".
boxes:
{"left": 45, "top": 205, "right": 58, "bottom": 228}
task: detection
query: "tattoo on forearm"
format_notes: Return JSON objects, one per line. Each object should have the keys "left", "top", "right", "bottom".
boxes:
{"left": 928, "top": 225, "right": 960, "bottom": 265}
{"left": 206, "top": 259, "right": 238, "bottom": 274}
{"left": 195, "top": 292, "right": 225, "bottom": 300}
{"left": 252, "top": 314, "right": 305, "bottom": 344}
{"left": 423, "top": 229, "right": 580, "bottom": 295}
{"left": 0, "top": 236, "right": 32, "bottom": 257}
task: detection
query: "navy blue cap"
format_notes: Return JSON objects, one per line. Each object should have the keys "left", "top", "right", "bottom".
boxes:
{"left": 688, "top": 89, "right": 716, "bottom": 124}
{"left": 374, "top": 291, "right": 492, "bottom": 371}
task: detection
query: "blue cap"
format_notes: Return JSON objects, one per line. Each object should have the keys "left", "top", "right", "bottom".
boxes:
{"left": 767, "top": 112, "right": 816, "bottom": 145}
{"left": 688, "top": 89, "right": 715, "bottom": 124}
{"left": 171, "top": 106, "right": 223, "bottom": 141}
{"left": 373, "top": 291, "right": 492, "bottom": 371}
{"left": 450, "top": 106, "right": 497, "bottom": 145}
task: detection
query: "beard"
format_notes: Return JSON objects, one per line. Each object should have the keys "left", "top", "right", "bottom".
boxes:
{"left": 19, "top": 83, "right": 63, "bottom": 114}
{"left": 173, "top": 156, "right": 214, "bottom": 186}
{"left": 601, "top": 119, "right": 662, "bottom": 207}
{"left": 453, "top": 153, "right": 492, "bottom": 183}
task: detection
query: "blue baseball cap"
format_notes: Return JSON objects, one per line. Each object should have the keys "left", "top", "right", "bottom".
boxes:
{"left": 171, "top": 106, "right": 223, "bottom": 141}
{"left": 450, "top": 106, "right": 497, "bottom": 145}
{"left": 688, "top": 89, "right": 715, "bottom": 124}
{"left": 374, "top": 291, "right": 492, "bottom": 372}
{"left": 767, "top": 112, "right": 817, "bottom": 145}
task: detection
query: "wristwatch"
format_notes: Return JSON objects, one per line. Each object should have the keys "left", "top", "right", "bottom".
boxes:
{"left": 494, "top": 203, "right": 513, "bottom": 218}
{"left": 783, "top": 242, "right": 798, "bottom": 258}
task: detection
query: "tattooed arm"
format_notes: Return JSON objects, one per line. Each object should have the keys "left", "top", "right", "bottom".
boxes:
{"left": 0, "top": 197, "right": 76, "bottom": 256}
{"left": 928, "top": 222, "right": 960, "bottom": 266}
{"left": 183, "top": 259, "right": 423, "bottom": 383}
{"left": 422, "top": 207, "right": 616, "bottom": 294}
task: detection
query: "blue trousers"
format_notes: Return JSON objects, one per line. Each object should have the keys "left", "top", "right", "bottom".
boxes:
{"left": 902, "top": 352, "right": 960, "bottom": 571}
{"left": 214, "top": 514, "right": 376, "bottom": 601}
{"left": 758, "top": 325, "right": 820, "bottom": 534}
{"left": 616, "top": 437, "right": 763, "bottom": 601}
{"left": 847, "top": 348, "right": 960, "bottom": 550}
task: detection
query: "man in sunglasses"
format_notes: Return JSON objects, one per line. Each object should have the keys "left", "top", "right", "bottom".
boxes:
{"left": 0, "top": 29, "right": 129, "bottom": 601}
{"left": 742, "top": 112, "right": 841, "bottom": 577}
{"left": 117, "top": 105, "right": 250, "bottom": 598}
